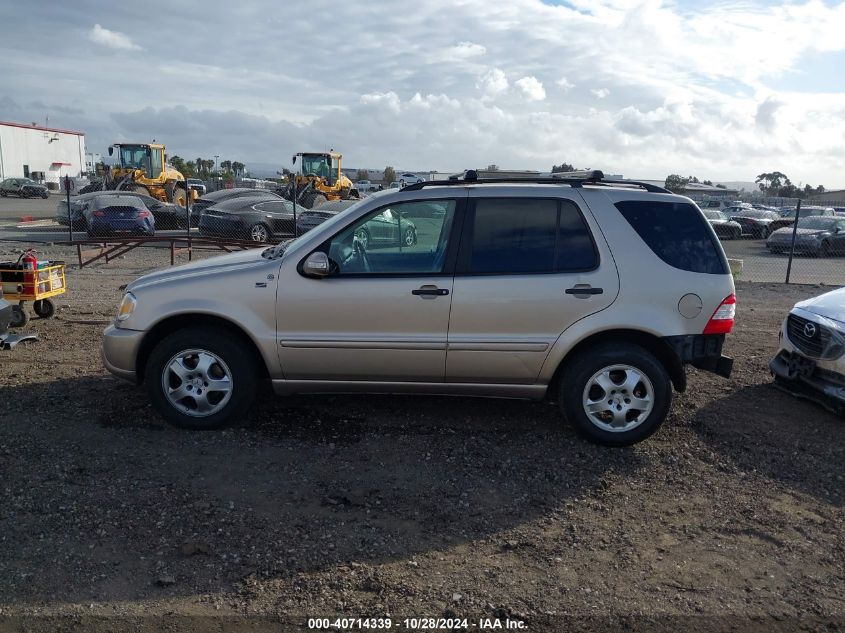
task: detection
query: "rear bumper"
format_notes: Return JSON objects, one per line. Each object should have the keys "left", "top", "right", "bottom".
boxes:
{"left": 663, "top": 334, "right": 733, "bottom": 378}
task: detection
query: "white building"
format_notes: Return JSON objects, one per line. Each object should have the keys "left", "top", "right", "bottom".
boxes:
{"left": 84, "top": 152, "right": 101, "bottom": 174}
{"left": 0, "top": 120, "right": 86, "bottom": 187}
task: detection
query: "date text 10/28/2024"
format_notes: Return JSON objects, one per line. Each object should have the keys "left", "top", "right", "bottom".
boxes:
{"left": 308, "top": 617, "right": 527, "bottom": 630}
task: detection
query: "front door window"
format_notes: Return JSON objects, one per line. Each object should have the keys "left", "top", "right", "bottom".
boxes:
{"left": 326, "top": 200, "right": 457, "bottom": 274}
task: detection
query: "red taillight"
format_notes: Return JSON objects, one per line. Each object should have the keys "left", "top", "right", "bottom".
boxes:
{"left": 138, "top": 210, "right": 151, "bottom": 219}
{"left": 92, "top": 210, "right": 105, "bottom": 217}
{"left": 703, "top": 294, "right": 736, "bottom": 335}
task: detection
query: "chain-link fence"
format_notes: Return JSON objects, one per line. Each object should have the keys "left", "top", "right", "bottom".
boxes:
{"left": 688, "top": 195, "right": 845, "bottom": 285}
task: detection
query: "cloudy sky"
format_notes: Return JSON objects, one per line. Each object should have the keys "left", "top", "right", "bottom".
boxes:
{"left": 2, "top": 0, "right": 845, "bottom": 186}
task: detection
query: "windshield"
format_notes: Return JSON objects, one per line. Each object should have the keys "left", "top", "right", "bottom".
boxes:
{"left": 300, "top": 154, "right": 332, "bottom": 180}
{"left": 797, "top": 217, "right": 837, "bottom": 229}
{"left": 265, "top": 196, "right": 372, "bottom": 259}
{"left": 118, "top": 145, "right": 152, "bottom": 176}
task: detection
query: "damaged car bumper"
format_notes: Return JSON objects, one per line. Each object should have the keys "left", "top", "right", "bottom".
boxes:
{"left": 770, "top": 306, "right": 845, "bottom": 410}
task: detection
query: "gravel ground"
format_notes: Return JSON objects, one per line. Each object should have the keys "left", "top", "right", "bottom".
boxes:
{"left": 0, "top": 247, "right": 842, "bottom": 632}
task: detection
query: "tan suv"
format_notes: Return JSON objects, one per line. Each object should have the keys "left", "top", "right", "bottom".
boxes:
{"left": 102, "top": 171, "right": 735, "bottom": 445}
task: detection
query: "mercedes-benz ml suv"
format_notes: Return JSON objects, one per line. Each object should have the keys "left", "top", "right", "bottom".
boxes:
{"left": 101, "top": 171, "right": 735, "bottom": 446}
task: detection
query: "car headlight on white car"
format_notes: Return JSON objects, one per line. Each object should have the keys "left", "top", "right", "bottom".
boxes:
{"left": 115, "top": 292, "right": 137, "bottom": 324}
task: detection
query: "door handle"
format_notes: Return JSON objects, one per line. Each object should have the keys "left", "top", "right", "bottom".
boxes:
{"left": 412, "top": 286, "right": 449, "bottom": 297}
{"left": 565, "top": 285, "right": 603, "bottom": 296}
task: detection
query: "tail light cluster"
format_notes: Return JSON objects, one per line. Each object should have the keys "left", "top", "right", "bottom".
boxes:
{"left": 703, "top": 294, "right": 736, "bottom": 335}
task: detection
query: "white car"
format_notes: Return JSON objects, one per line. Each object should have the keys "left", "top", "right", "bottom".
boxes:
{"left": 770, "top": 287, "right": 845, "bottom": 412}
{"left": 397, "top": 173, "right": 424, "bottom": 187}
{"left": 356, "top": 180, "right": 382, "bottom": 193}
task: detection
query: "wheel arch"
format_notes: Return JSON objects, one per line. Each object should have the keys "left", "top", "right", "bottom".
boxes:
{"left": 547, "top": 328, "right": 685, "bottom": 398}
{"left": 135, "top": 313, "right": 270, "bottom": 384}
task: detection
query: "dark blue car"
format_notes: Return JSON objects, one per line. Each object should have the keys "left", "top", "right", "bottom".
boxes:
{"left": 84, "top": 194, "right": 155, "bottom": 237}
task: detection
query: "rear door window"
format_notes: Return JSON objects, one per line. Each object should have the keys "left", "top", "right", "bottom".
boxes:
{"left": 463, "top": 198, "right": 598, "bottom": 274}
{"left": 615, "top": 200, "right": 728, "bottom": 274}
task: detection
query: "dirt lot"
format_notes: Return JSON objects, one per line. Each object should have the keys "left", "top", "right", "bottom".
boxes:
{"left": 0, "top": 246, "right": 842, "bottom": 632}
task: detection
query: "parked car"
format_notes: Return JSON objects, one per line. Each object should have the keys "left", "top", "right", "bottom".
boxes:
{"left": 186, "top": 178, "right": 207, "bottom": 196}
{"left": 57, "top": 191, "right": 188, "bottom": 230}
{"left": 769, "top": 206, "right": 835, "bottom": 233}
{"left": 0, "top": 178, "right": 49, "bottom": 199}
{"left": 355, "top": 180, "right": 383, "bottom": 193}
{"left": 397, "top": 173, "right": 424, "bottom": 187}
{"left": 102, "top": 170, "right": 736, "bottom": 446}
{"left": 698, "top": 200, "right": 744, "bottom": 212}
{"left": 191, "top": 188, "right": 282, "bottom": 227}
{"left": 724, "top": 206, "right": 779, "bottom": 238}
{"left": 770, "top": 287, "right": 845, "bottom": 413}
{"left": 703, "top": 210, "right": 742, "bottom": 240}
{"left": 83, "top": 194, "right": 155, "bottom": 237}
{"left": 767, "top": 216, "right": 845, "bottom": 256}
{"left": 198, "top": 196, "right": 295, "bottom": 243}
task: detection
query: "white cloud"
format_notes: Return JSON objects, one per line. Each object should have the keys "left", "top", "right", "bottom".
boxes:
{"left": 556, "top": 77, "right": 574, "bottom": 91}
{"left": 88, "top": 24, "right": 142, "bottom": 51}
{"left": 477, "top": 68, "right": 509, "bottom": 97}
{"left": 448, "top": 41, "right": 486, "bottom": 58}
{"left": 515, "top": 76, "right": 546, "bottom": 101}
{"left": 5, "top": 0, "right": 845, "bottom": 186}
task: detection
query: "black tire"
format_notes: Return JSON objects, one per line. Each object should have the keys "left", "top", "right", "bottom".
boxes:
{"left": 354, "top": 227, "right": 370, "bottom": 250}
{"left": 248, "top": 222, "right": 270, "bottom": 243}
{"left": 0, "top": 190, "right": 6, "bottom": 197}
{"left": 758, "top": 226, "right": 770, "bottom": 239}
{"left": 41, "top": 191, "right": 49, "bottom": 199}
{"left": 145, "top": 327, "right": 259, "bottom": 430}
{"left": 819, "top": 241, "right": 830, "bottom": 257}
{"left": 33, "top": 299, "right": 55, "bottom": 319}
{"left": 558, "top": 342, "right": 672, "bottom": 446}
{"left": 9, "top": 304, "right": 28, "bottom": 328}
{"left": 402, "top": 226, "right": 417, "bottom": 247}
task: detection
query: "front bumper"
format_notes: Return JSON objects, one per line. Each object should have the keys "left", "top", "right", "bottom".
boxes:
{"left": 101, "top": 324, "right": 145, "bottom": 383}
{"left": 0, "top": 298, "right": 11, "bottom": 334}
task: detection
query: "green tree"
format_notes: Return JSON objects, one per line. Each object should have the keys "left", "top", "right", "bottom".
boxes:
{"left": 551, "top": 162, "right": 575, "bottom": 173}
{"left": 383, "top": 166, "right": 396, "bottom": 184}
{"left": 755, "top": 172, "right": 789, "bottom": 195}
{"left": 356, "top": 169, "right": 369, "bottom": 181}
{"left": 220, "top": 160, "right": 232, "bottom": 174}
{"left": 664, "top": 174, "right": 689, "bottom": 193}
{"left": 185, "top": 161, "right": 196, "bottom": 177}
{"left": 232, "top": 161, "right": 245, "bottom": 178}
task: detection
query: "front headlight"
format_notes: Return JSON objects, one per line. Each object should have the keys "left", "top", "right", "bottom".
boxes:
{"left": 116, "top": 292, "right": 137, "bottom": 323}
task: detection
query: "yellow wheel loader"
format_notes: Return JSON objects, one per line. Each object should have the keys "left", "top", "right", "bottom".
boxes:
{"left": 280, "top": 151, "right": 360, "bottom": 209}
{"left": 79, "top": 143, "right": 197, "bottom": 206}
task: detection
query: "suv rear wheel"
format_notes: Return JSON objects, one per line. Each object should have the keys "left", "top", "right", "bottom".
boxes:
{"left": 559, "top": 343, "right": 671, "bottom": 446}
{"left": 145, "top": 327, "right": 259, "bottom": 429}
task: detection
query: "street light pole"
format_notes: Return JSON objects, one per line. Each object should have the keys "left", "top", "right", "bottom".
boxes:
{"left": 214, "top": 155, "right": 219, "bottom": 191}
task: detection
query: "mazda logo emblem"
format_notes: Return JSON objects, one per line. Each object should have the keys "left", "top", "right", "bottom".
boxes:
{"left": 804, "top": 322, "right": 817, "bottom": 338}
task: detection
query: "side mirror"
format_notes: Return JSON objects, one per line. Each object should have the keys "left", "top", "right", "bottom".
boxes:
{"left": 108, "top": 146, "right": 114, "bottom": 156}
{"left": 302, "top": 251, "right": 330, "bottom": 278}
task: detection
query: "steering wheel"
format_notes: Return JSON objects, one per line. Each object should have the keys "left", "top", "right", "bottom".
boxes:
{"left": 353, "top": 236, "right": 371, "bottom": 273}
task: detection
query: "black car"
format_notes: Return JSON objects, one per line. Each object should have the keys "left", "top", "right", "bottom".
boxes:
{"left": 199, "top": 196, "right": 296, "bottom": 243}
{"left": 769, "top": 206, "right": 835, "bottom": 233}
{"left": 767, "top": 216, "right": 845, "bottom": 257}
{"left": 0, "top": 178, "right": 49, "bottom": 199}
{"left": 191, "top": 188, "right": 282, "bottom": 226}
{"left": 724, "top": 206, "right": 779, "bottom": 238}
{"left": 353, "top": 207, "right": 418, "bottom": 250}
{"left": 703, "top": 210, "right": 741, "bottom": 240}
{"left": 57, "top": 191, "right": 189, "bottom": 230}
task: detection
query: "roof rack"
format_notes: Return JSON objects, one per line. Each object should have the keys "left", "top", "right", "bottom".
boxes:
{"left": 402, "top": 169, "right": 671, "bottom": 194}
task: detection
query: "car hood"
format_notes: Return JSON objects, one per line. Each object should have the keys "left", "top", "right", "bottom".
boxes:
{"left": 731, "top": 215, "right": 773, "bottom": 223}
{"left": 770, "top": 227, "right": 830, "bottom": 238}
{"left": 126, "top": 248, "right": 269, "bottom": 292}
{"left": 795, "top": 287, "right": 845, "bottom": 324}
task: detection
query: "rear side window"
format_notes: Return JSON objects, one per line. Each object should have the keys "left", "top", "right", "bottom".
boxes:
{"left": 615, "top": 200, "right": 728, "bottom": 274}
{"left": 466, "top": 198, "right": 597, "bottom": 274}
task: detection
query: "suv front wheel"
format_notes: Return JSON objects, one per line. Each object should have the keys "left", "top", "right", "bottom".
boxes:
{"left": 559, "top": 343, "right": 672, "bottom": 446}
{"left": 146, "top": 327, "right": 259, "bottom": 429}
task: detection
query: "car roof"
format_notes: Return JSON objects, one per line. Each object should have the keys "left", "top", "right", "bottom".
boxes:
{"left": 200, "top": 187, "right": 280, "bottom": 201}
